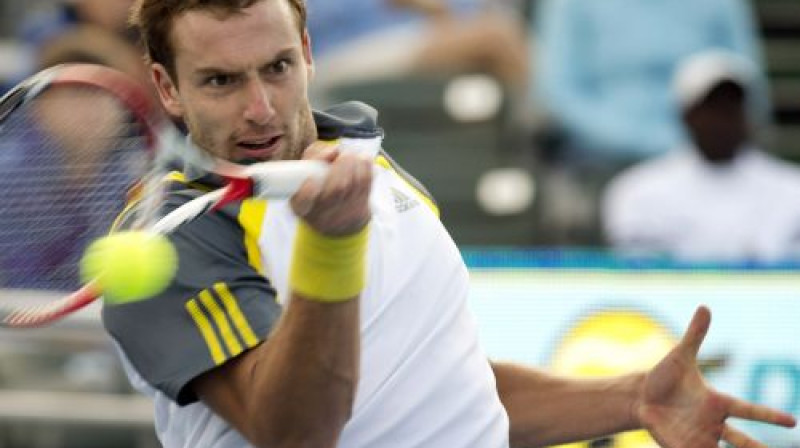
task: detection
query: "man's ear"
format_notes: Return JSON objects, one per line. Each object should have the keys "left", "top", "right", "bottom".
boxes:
{"left": 302, "top": 30, "right": 315, "bottom": 80}
{"left": 151, "top": 63, "right": 184, "bottom": 118}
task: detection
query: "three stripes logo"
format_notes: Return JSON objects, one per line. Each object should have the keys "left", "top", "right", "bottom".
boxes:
{"left": 186, "top": 282, "right": 259, "bottom": 365}
{"left": 391, "top": 187, "right": 419, "bottom": 213}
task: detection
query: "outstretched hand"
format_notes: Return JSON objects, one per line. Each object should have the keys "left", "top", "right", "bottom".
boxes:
{"left": 637, "top": 306, "right": 796, "bottom": 447}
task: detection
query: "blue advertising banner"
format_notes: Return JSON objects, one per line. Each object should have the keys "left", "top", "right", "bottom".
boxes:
{"left": 465, "top": 250, "right": 800, "bottom": 447}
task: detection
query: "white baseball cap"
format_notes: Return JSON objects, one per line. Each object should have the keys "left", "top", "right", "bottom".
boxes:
{"left": 673, "top": 49, "right": 756, "bottom": 110}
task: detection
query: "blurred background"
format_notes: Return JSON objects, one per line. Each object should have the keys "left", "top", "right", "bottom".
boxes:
{"left": 0, "top": 0, "right": 799, "bottom": 447}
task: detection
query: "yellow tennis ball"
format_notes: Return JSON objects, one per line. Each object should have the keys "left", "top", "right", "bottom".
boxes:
{"left": 80, "top": 231, "right": 178, "bottom": 304}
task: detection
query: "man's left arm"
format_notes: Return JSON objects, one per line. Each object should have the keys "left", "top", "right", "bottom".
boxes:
{"left": 492, "top": 362, "right": 641, "bottom": 447}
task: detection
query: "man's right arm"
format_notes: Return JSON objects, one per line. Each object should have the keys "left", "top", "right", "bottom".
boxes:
{"left": 192, "top": 149, "right": 373, "bottom": 448}
{"left": 193, "top": 295, "right": 360, "bottom": 448}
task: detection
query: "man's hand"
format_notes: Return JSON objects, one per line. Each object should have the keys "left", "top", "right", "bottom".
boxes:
{"left": 291, "top": 142, "right": 373, "bottom": 236}
{"left": 637, "top": 306, "right": 797, "bottom": 447}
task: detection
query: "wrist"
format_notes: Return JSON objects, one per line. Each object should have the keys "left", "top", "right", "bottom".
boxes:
{"left": 290, "top": 221, "right": 370, "bottom": 303}
{"left": 627, "top": 372, "right": 646, "bottom": 430}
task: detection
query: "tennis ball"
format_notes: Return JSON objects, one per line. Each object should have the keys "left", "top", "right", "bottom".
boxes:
{"left": 80, "top": 231, "right": 178, "bottom": 304}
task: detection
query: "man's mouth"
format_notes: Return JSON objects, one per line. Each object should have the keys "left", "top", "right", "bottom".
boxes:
{"left": 237, "top": 135, "right": 282, "bottom": 161}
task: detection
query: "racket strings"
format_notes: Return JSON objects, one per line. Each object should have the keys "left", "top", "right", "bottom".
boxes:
{"left": 0, "top": 87, "right": 151, "bottom": 292}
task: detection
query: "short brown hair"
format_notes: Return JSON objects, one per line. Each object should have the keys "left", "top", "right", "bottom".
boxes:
{"left": 130, "top": 0, "right": 307, "bottom": 78}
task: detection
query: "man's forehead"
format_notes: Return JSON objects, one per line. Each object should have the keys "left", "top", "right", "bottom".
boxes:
{"left": 170, "top": 1, "right": 301, "bottom": 66}
{"left": 169, "top": 0, "right": 296, "bottom": 35}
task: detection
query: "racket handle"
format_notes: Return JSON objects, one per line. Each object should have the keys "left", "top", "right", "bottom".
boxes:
{"left": 247, "top": 160, "right": 329, "bottom": 198}
{"left": 151, "top": 160, "right": 329, "bottom": 235}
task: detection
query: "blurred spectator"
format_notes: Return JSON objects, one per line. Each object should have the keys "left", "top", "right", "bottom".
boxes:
{"left": 20, "top": 0, "right": 137, "bottom": 51}
{"left": 528, "top": 0, "right": 768, "bottom": 246}
{"left": 533, "top": 0, "right": 767, "bottom": 165}
{"left": 37, "top": 25, "right": 149, "bottom": 85}
{"left": 307, "top": 0, "right": 529, "bottom": 95}
{"left": 602, "top": 50, "right": 800, "bottom": 263}
{"left": 13, "top": 0, "right": 139, "bottom": 89}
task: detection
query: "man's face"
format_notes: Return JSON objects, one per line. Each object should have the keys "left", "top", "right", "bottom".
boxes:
{"left": 152, "top": 0, "right": 316, "bottom": 163}
{"left": 684, "top": 81, "right": 749, "bottom": 164}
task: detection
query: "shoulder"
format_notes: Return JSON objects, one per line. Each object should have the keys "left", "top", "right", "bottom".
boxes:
{"left": 605, "top": 152, "right": 688, "bottom": 203}
{"left": 712, "top": 0, "right": 750, "bottom": 8}
{"left": 748, "top": 150, "right": 800, "bottom": 185}
{"left": 314, "top": 101, "right": 384, "bottom": 140}
{"left": 698, "top": 0, "right": 752, "bottom": 16}
{"left": 104, "top": 176, "right": 281, "bottom": 406}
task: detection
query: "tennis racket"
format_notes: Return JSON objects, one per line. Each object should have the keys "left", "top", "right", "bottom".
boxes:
{"left": 0, "top": 63, "right": 327, "bottom": 328}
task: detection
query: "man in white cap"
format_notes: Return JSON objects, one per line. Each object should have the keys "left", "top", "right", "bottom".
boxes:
{"left": 602, "top": 49, "right": 800, "bottom": 263}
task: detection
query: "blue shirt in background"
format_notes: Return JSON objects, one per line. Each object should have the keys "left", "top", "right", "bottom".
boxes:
{"left": 533, "top": 0, "right": 766, "bottom": 163}
{"left": 18, "top": 4, "right": 79, "bottom": 49}
{"left": 307, "top": 0, "right": 480, "bottom": 58}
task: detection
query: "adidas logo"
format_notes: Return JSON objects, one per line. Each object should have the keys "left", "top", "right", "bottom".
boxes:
{"left": 391, "top": 187, "right": 419, "bottom": 213}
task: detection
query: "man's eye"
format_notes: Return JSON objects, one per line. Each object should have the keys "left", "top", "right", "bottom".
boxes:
{"left": 206, "top": 74, "right": 235, "bottom": 87}
{"left": 270, "top": 59, "right": 291, "bottom": 74}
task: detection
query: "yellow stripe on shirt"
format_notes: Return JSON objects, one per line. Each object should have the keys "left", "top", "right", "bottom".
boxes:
{"left": 185, "top": 299, "right": 226, "bottom": 365}
{"left": 165, "top": 171, "right": 215, "bottom": 192}
{"left": 238, "top": 199, "right": 267, "bottom": 275}
{"left": 198, "top": 289, "right": 244, "bottom": 357}
{"left": 214, "top": 283, "right": 259, "bottom": 348}
{"left": 166, "top": 171, "right": 186, "bottom": 184}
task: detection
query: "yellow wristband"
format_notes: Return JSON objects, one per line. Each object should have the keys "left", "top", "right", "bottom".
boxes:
{"left": 289, "top": 221, "right": 369, "bottom": 302}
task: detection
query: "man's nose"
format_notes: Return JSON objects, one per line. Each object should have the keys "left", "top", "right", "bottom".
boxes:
{"left": 243, "top": 81, "right": 275, "bottom": 126}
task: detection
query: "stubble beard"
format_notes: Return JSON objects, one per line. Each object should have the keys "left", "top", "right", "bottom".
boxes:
{"left": 283, "top": 104, "right": 317, "bottom": 161}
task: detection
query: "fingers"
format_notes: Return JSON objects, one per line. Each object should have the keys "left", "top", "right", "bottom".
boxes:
{"left": 303, "top": 140, "right": 339, "bottom": 162}
{"left": 678, "top": 305, "right": 711, "bottom": 359}
{"left": 291, "top": 141, "right": 342, "bottom": 216}
{"left": 721, "top": 424, "right": 770, "bottom": 448}
{"left": 712, "top": 396, "right": 797, "bottom": 448}
{"left": 726, "top": 395, "right": 797, "bottom": 428}
{"left": 291, "top": 151, "right": 373, "bottom": 235}
{"left": 318, "top": 152, "right": 371, "bottom": 207}
{"left": 291, "top": 176, "right": 323, "bottom": 218}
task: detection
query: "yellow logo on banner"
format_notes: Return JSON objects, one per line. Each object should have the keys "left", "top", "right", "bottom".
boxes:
{"left": 550, "top": 309, "right": 676, "bottom": 448}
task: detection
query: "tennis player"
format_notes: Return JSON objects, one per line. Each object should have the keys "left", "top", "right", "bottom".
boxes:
{"left": 103, "top": 1, "right": 797, "bottom": 447}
